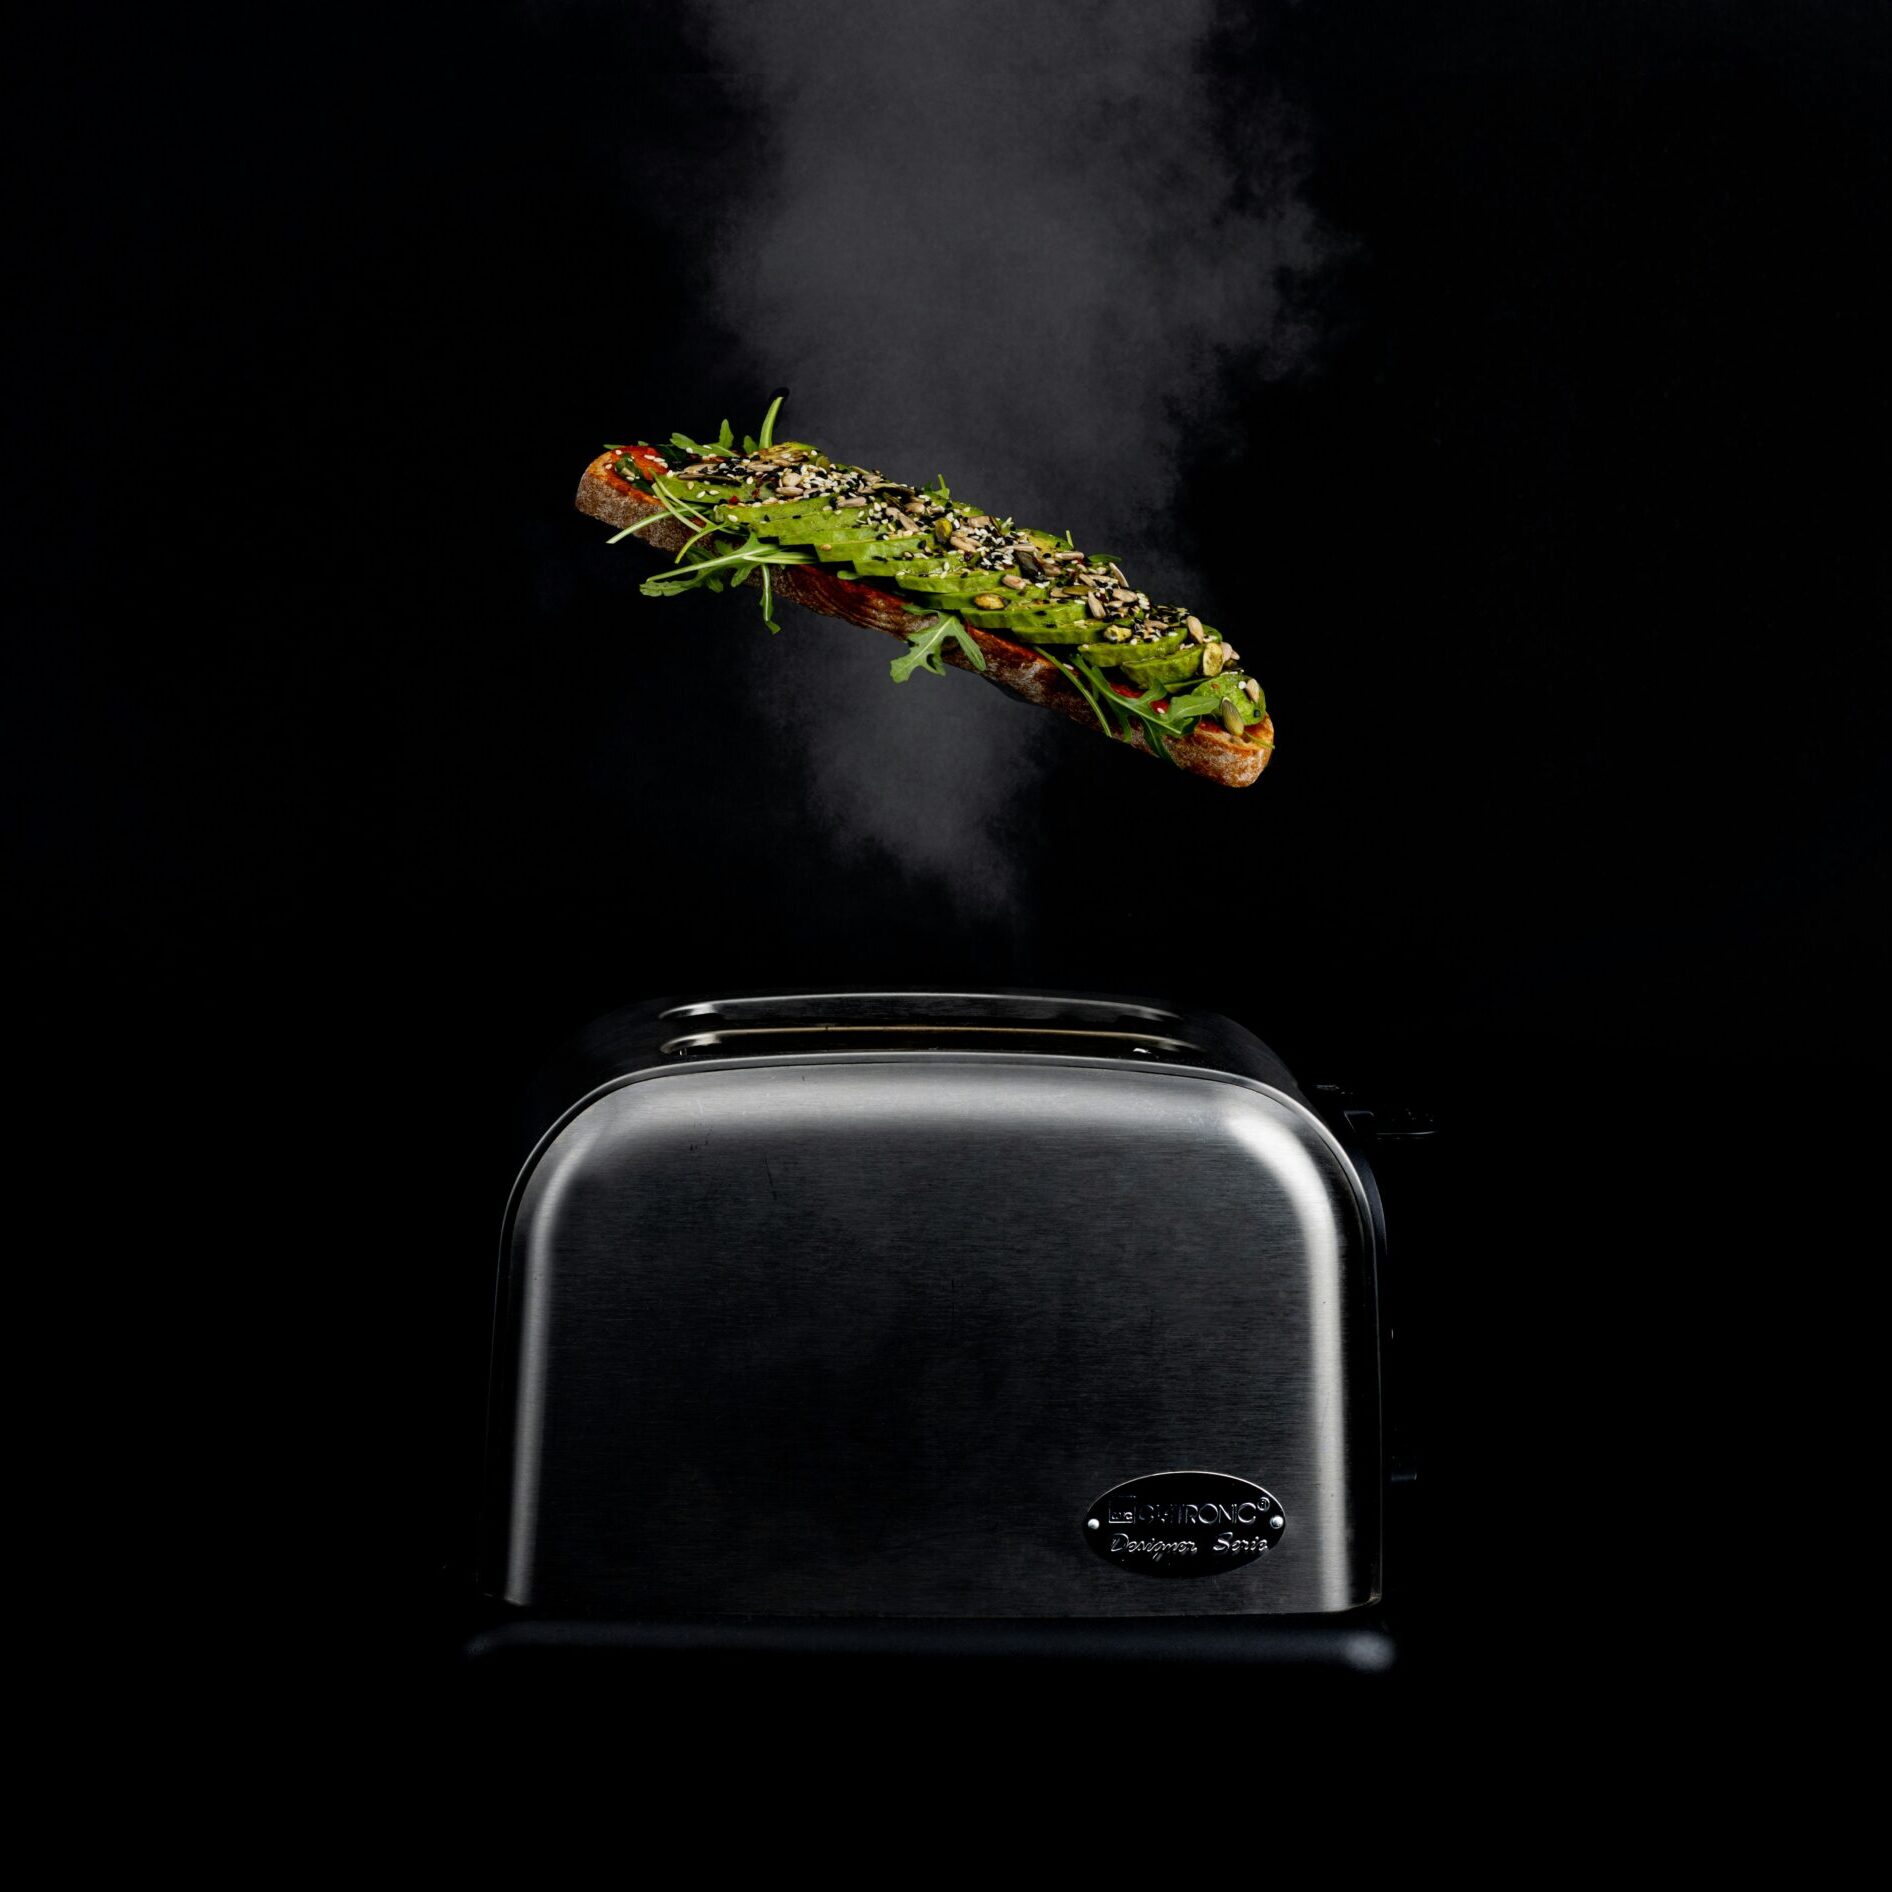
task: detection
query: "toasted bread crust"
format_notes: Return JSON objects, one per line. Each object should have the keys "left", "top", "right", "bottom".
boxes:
{"left": 576, "top": 456, "right": 1273, "bottom": 785}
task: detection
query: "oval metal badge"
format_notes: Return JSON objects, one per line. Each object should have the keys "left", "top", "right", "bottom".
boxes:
{"left": 1083, "top": 1471, "right": 1285, "bottom": 1578}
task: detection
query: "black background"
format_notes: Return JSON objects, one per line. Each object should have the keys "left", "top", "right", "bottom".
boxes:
{"left": 14, "top": 0, "right": 1886, "bottom": 1750}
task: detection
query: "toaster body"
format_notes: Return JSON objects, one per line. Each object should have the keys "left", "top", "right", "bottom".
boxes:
{"left": 479, "top": 993, "right": 1382, "bottom": 1618}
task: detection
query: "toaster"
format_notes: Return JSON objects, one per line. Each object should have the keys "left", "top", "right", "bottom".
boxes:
{"left": 478, "top": 991, "right": 1396, "bottom": 1621}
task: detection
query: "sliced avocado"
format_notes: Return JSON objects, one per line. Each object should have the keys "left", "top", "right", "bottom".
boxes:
{"left": 1002, "top": 597, "right": 1089, "bottom": 625}
{"left": 654, "top": 474, "right": 744, "bottom": 506}
{"left": 808, "top": 533, "right": 921, "bottom": 565}
{"left": 721, "top": 498, "right": 847, "bottom": 526}
{"left": 957, "top": 598, "right": 1089, "bottom": 630}
{"left": 1213, "top": 676, "right": 1268, "bottom": 723}
{"left": 1117, "top": 647, "right": 1203, "bottom": 689}
{"left": 1163, "top": 673, "right": 1266, "bottom": 727}
{"left": 835, "top": 540, "right": 926, "bottom": 573}
{"left": 772, "top": 512, "right": 888, "bottom": 546}
{"left": 1077, "top": 627, "right": 1185, "bottom": 661}
{"left": 908, "top": 578, "right": 1051, "bottom": 606}
{"left": 898, "top": 566, "right": 1034, "bottom": 599}
{"left": 997, "top": 618, "right": 1110, "bottom": 645}
{"left": 894, "top": 567, "right": 984, "bottom": 595}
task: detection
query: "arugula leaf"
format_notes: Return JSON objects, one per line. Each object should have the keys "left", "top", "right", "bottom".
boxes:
{"left": 1036, "top": 654, "right": 1194, "bottom": 766}
{"left": 639, "top": 528, "right": 810, "bottom": 594}
{"left": 1161, "top": 676, "right": 1232, "bottom": 723}
{"left": 610, "top": 478, "right": 812, "bottom": 633}
{"left": 759, "top": 561, "right": 785, "bottom": 634}
{"left": 890, "top": 613, "right": 986, "bottom": 682}
{"left": 606, "top": 514, "right": 670, "bottom": 542}
{"left": 669, "top": 431, "right": 708, "bottom": 457}
{"left": 1038, "top": 649, "right": 1114, "bottom": 736}
{"left": 758, "top": 390, "right": 787, "bottom": 449}
{"left": 717, "top": 418, "right": 735, "bottom": 450}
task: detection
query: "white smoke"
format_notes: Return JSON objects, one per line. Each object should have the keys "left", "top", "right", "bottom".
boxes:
{"left": 664, "top": 0, "right": 1330, "bottom": 917}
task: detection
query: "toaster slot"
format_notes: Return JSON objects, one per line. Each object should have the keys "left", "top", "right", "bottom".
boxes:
{"left": 661, "top": 991, "right": 1183, "bottom": 1031}
{"left": 658, "top": 1023, "right": 1201, "bottom": 1059}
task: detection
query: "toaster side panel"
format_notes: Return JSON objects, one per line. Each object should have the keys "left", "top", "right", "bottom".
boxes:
{"left": 486, "top": 1058, "right": 1379, "bottom": 1617}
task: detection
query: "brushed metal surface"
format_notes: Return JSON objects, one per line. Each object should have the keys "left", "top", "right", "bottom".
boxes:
{"left": 486, "top": 1052, "right": 1380, "bottom": 1618}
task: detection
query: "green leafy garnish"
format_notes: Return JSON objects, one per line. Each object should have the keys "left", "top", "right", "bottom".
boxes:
{"left": 1162, "top": 674, "right": 1266, "bottom": 725}
{"left": 890, "top": 613, "right": 987, "bottom": 683}
{"left": 605, "top": 514, "right": 669, "bottom": 542}
{"left": 1077, "top": 658, "right": 1184, "bottom": 764}
{"left": 1037, "top": 651, "right": 1248, "bottom": 765}
{"left": 613, "top": 477, "right": 811, "bottom": 634}
{"left": 1037, "top": 648, "right": 1113, "bottom": 734}
{"left": 638, "top": 529, "right": 810, "bottom": 630}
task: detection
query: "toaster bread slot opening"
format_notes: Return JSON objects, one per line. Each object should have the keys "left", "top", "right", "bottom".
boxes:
{"left": 661, "top": 992, "right": 1182, "bottom": 1032}
{"left": 658, "top": 1023, "right": 1201, "bottom": 1060}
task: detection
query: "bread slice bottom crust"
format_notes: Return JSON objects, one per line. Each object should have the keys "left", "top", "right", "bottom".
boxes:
{"left": 576, "top": 456, "right": 1274, "bottom": 787}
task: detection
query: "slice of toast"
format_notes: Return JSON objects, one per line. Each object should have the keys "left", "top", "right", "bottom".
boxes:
{"left": 576, "top": 454, "right": 1275, "bottom": 787}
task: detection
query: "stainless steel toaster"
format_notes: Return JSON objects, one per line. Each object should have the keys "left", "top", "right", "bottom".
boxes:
{"left": 478, "top": 991, "right": 1387, "bottom": 1619}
